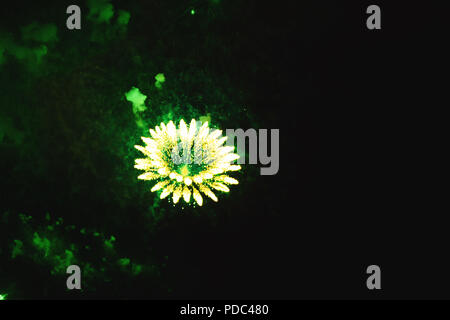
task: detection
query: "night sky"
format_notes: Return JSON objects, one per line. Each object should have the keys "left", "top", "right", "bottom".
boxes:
{"left": 0, "top": 0, "right": 445, "bottom": 300}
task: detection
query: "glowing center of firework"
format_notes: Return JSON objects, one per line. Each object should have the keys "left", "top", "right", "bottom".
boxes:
{"left": 134, "top": 119, "right": 241, "bottom": 206}
{"left": 179, "top": 165, "right": 190, "bottom": 176}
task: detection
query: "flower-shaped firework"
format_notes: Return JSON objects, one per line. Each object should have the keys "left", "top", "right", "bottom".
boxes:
{"left": 135, "top": 119, "right": 241, "bottom": 206}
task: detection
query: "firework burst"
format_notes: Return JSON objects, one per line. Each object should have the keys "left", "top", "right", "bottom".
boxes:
{"left": 134, "top": 119, "right": 241, "bottom": 206}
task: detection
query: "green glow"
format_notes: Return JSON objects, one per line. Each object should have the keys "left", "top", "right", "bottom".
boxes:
{"left": 0, "top": 36, "right": 48, "bottom": 68}
{"left": 0, "top": 116, "right": 24, "bottom": 144}
{"left": 33, "top": 232, "right": 51, "bottom": 257}
{"left": 88, "top": 0, "right": 115, "bottom": 24}
{"left": 3, "top": 211, "right": 160, "bottom": 286}
{"left": 155, "top": 73, "right": 165, "bottom": 89}
{"left": 19, "top": 213, "right": 32, "bottom": 223}
{"left": 12, "top": 239, "right": 23, "bottom": 259}
{"left": 132, "top": 264, "right": 143, "bottom": 275}
{"left": 52, "top": 250, "right": 75, "bottom": 274}
{"left": 0, "top": 21, "right": 54, "bottom": 69}
{"left": 117, "top": 10, "right": 131, "bottom": 26}
{"left": 118, "top": 258, "right": 130, "bottom": 266}
{"left": 125, "top": 87, "right": 147, "bottom": 114}
{"left": 0, "top": 294, "right": 7, "bottom": 300}
{"left": 155, "top": 73, "right": 165, "bottom": 83}
{"left": 21, "top": 22, "right": 58, "bottom": 43}
{"left": 191, "top": 9, "right": 196, "bottom": 15}
{"left": 180, "top": 165, "right": 190, "bottom": 176}
{"left": 0, "top": 47, "right": 4, "bottom": 65}
{"left": 99, "top": 5, "right": 114, "bottom": 23}
{"left": 199, "top": 113, "right": 211, "bottom": 124}
{"left": 34, "top": 45, "right": 47, "bottom": 63}
{"left": 104, "top": 235, "right": 116, "bottom": 249}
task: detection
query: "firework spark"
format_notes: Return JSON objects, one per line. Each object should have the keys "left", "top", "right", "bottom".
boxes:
{"left": 135, "top": 119, "right": 241, "bottom": 206}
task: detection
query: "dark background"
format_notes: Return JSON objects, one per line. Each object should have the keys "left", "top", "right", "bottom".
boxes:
{"left": 0, "top": 0, "right": 445, "bottom": 299}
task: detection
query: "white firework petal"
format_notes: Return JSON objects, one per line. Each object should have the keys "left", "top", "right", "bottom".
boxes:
{"left": 216, "top": 175, "right": 239, "bottom": 185}
{"left": 134, "top": 158, "right": 152, "bottom": 168}
{"left": 160, "top": 183, "right": 175, "bottom": 199}
{"left": 149, "top": 153, "right": 163, "bottom": 163}
{"left": 209, "top": 182, "right": 230, "bottom": 192}
{"left": 215, "top": 136, "right": 227, "bottom": 146}
{"left": 149, "top": 129, "right": 159, "bottom": 139}
{"left": 193, "top": 176, "right": 203, "bottom": 184}
{"left": 157, "top": 167, "right": 169, "bottom": 175}
{"left": 167, "top": 121, "right": 177, "bottom": 142}
{"left": 173, "top": 185, "right": 183, "bottom": 204}
{"left": 183, "top": 185, "right": 191, "bottom": 202}
{"left": 135, "top": 145, "right": 152, "bottom": 157}
{"left": 150, "top": 160, "right": 165, "bottom": 168}
{"left": 198, "top": 122, "right": 209, "bottom": 140}
{"left": 188, "top": 119, "right": 197, "bottom": 140}
{"left": 199, "top": 185, "right": 218, "bottom": 202}
{"left": 208, "top": 129, "right": 222, "bottom": 140}
{"left": 209, "top": 168, "right": 224, "bottom": 175}
{"left": 141, "top": 137, "right": 156, "bottom": 146}
{"left": 137, "top": 172, "right": 159, "bottom": 180}
{"left": 222, "top": 153, "right": 240, "bottom": 162}
{"left": 179, "top": 119, "right": 188, "bottom": 139}
{"left": 202, "top": 173, "right": 213, "bottom": 180}
{"left": 192, "top": 186, "right": 203, "bottom": 206}
{"left": 151, "top": 180, "right": 170, "bottom": 192}
{"left": 217, "top": 146, "right": 234, "bottom": 155}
